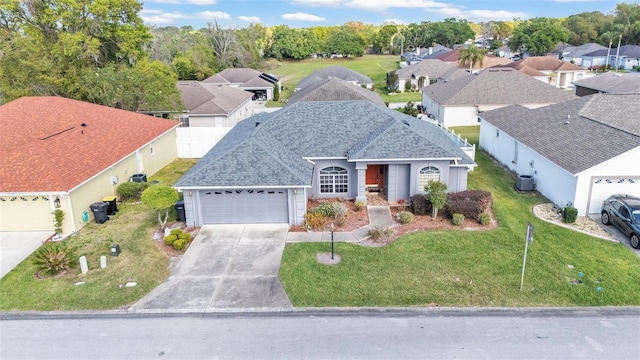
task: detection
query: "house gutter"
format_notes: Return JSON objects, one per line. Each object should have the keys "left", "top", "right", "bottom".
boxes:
{"left": 175, "top": 185, "right": 312, "bottom": 190}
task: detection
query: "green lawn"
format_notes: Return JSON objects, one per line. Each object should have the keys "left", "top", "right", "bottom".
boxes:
{"left": 263, "top": 55, "right": 419, "bottom": 104}
{"left": 0, "top": 159, "right": 196, "bottom": 311}
{"left": 279, "top": 126, "right": 640, "bottom": 307}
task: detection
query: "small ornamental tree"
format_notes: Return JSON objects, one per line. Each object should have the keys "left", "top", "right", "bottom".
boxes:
{"left": 141, "top": 185, "right": 180, "bottom": 229}
{"left": 273, "top": 83, "right": 280, "bottom": 101}
{"left": 424, "top": 181, "right": 448, "bottom": 220}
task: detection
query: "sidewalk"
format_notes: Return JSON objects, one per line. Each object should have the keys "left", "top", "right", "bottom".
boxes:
{"left": 286, "top": 206, "right": 394, "bottom": 243}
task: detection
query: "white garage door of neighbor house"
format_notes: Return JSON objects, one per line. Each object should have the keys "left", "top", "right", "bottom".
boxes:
{"left": 588, "top": 177, "right": 640, "bottom": 214}
{"left": 201, "top": 189, "right": 288, "bottom": 224}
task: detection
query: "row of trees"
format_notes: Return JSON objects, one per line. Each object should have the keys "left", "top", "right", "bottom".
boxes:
{"left": 1, "top": 1, "right": 638, "bottom": 109}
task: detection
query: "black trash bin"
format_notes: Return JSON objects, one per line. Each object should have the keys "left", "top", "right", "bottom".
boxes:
{"left": 130, "top": 173, "right": 147, "bottom": 183}
{"left": 175, "top": 200, "right": 185, "bottom": 222}
{"left": 102, "top": 196, "right": 118, "bottom": 215}
{"left": 90, "top": 202, "right": 109, "bottom": 224}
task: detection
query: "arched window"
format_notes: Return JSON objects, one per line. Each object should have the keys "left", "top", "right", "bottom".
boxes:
{"left": 320, "top": 166, "right": 348, "bottom": 194}
{"left": 418, "top": 166, "right": 440, "bottom": 190}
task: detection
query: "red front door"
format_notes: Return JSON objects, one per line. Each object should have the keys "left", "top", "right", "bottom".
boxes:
{"left": 365, "top": 165, "right": 385, "bottom": 189}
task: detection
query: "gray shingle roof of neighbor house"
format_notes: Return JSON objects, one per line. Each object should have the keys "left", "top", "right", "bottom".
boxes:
{"left": 563, "top": 43, "right": 607, "bottom": 58}
{"left": 296, "top": 66, "right": 373, "bottom": 89}
{"left": 573, "top": 72, "right": 640, "bottom": 94}
{"left": 480, "top": 93, "right": 640, "bottom": 175}
{"left": 287, "top": 77, "right": 385, "bottom": 106}
{"left": 396, "top": 59, "right": 459, "bottom": 80}
{"left": 422, "top": 68, "right": 577, "bottom": 105}
{"left": 175, "top": 101, "right": 476, "bottom": 187}
{"left": 582, "top": 45, "right": 640, "bottom": 57}
{"left": 177, "top": 81, "right": 253, "bottom": 115}
{"left": 202, "top": 68, "right": 278, "bottom": 88}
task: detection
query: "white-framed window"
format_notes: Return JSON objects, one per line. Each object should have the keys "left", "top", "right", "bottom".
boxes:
{"left": 320, "top": 166, "right": 348, "bottom": 194}
{"left": 418, "top": 166, "right": 440, "bottom": 190}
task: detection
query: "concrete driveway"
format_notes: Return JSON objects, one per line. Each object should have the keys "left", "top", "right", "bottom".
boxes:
{"left": 0, "top": 232, "right": 51, "bottom": 279}
{"left": 131, "top": 224, "right": 292, "bottom": 312}
{"left": 589, "top": 215, "right": 640, "bottom": 256}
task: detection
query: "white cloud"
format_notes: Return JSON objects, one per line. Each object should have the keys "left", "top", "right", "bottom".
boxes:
{"left": 430, "top": 7, "right": 527, "bottom": 21}
{"left": 291, "top": 0, "right": 343, "bottom": 6}
{"left": 140, "top": 9, "right": 186, "bottom": 24}
{"left": 196, "top": 11, "right": 231, "bottom": 19}
{"left": 383, "top": 19, "right": 405, "bottom": 25}
{"left": 345, "top": 0, "right": 450, "bottom": 12}
{"left": 238, "top": 16, "right": 261, "bottom": 23}
{"left": 281, "top": 12, "right": 326, "bottom": 21}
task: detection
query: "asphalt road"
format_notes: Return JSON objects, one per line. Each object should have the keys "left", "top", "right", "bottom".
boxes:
{"left": 1, "top": 310, "right": 639, "bottom": 359}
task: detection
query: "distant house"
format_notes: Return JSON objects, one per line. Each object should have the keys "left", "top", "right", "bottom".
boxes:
{"left": 0, "top": 97, "right": 179, "bottom": 234}
{"left": 421, "top": 68, "right": 577, "bottom": 127}
{"left": 572, "top": 72, "right": 640, "bottom": 96}
{"left": 500, "top": 56, "right": 591, "bottom": 88}
{"left": 395, "top": 59, "right": 467, "bottom": 92}
{"left": 287, "top": 77, "right": 385, "bottom": 106}
{"left": 479, "top": 93, "right": 640, "bottom": 216}
{"left": 431, "top": 50, "right": 512, "bottom": 71}
{"left": 296, "top": 66, "right": 374, "bottom": 90}
{"left": 175, "top": 81, "right": 255, "bottom": 158}
{"left": 202, "top": 68, "right": 280, "bottom": 101}
{"left": 560, "top": 43, "right": 607, "bottom": 67}
{"left": 581, "top": 45, "right": 640, "bottom": 71}
{"left": 174, "top": 101, "right": 475, "bottom": 225}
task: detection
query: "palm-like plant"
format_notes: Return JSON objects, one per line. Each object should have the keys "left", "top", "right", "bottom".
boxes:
{"left": 33, "top": 243, "right": 76, "bottom": 275}
{"left": 458, "top": 45, "right": 485, "bottom": 72}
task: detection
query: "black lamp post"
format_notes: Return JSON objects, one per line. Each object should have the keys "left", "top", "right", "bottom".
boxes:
{"left": 331, "top": 223, "right": 334, "bottom": 260}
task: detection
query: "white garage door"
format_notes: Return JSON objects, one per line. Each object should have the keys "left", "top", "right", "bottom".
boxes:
{"left": 0, "top": 196, "right": 53, "bottom": 231}
{"left": 201, "top": 189, "right": 288, "bottom": 224}
{"left": 588, "top": 177, "right": 640, "bottom": 214}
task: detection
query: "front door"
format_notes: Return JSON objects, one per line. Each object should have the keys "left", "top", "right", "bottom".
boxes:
{"left": 365, "top": 165, "right": 385, "bottom": 189}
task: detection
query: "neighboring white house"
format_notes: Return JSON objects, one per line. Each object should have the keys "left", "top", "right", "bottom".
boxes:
{"left": 560, "top": 43, "right": 607, "bottom": 67}
{"left": 202, "top": 68, "right": 281, "bottom": 101}
{"left": 581, "top": 45, "right": 640, "bottom": 71}
{"left": 421, "top": 68, "right": 577, "bottom": 127}
{"left": 479, "top": 93, "right": 640, "bottom": 216}
{"left": 394, "top": 59, "right": 467, "bottom": 92}
{"left": 501, "top": 56, "right": 592, "bottom": 88}
{"left": 176, "top": 81, "right": 254, "bottom": 158}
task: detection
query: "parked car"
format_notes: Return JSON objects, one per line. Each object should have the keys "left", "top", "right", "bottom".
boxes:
{"left": 601, "top": 194, "right": 640, "bottom": 249}
{"left": 510, "top": 54, "right": 521, "bottom": 61}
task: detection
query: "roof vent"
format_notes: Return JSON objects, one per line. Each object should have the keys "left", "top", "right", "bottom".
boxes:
{"left": 255, "top": 122, "right": 260, "bottom": 127}
{"left": 402, "top": 120, "right": 410, "bottom": 126}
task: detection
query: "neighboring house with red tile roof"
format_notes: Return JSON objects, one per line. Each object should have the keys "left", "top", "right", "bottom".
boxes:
{"left": 500, "top": 56, "right": 592, "bottom": 88}
{"left": 421, "top": 68, "right": 577, "bottom": 127}
{"left": 0, "top": 97, "right": 179, "bottom": 234}
{"left": 175, "top": 81, "right": 255, "bottom": 158}
{"left": 202, "top": 68, "right": 280, "bottom": 101}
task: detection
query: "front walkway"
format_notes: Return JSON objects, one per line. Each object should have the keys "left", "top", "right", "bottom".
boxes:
{"left": 286, "top": 206, "right": 394, "bottom": 243}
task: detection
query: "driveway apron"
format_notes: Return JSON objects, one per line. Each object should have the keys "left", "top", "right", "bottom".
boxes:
{"left": 131, "top": 224, "right": 292, "bottom": 312}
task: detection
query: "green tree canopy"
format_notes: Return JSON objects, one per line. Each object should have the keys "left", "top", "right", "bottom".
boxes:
{"left": 509, "top": 17, "right": 570, "bottom": 55}
{"left": 267, "top": 25, "right": 318, "bottom": 60}
{"left": 424, "top": 181, "right": 448, "bottom": 220}
{"left": 458, "top": 45, "right": 485, "bottom": 72}
{"left": 325, "top": 29, "right": 365, "bottom": 57}
{"left": 141, "top": 185, "right": 180, "bottom": 229}
{"left": 431, "top": 18, "right": 475, "bottom": 49}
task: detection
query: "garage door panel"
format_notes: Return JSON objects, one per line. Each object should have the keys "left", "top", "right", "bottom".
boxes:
{"left": 0, "top": 196, "right": 53, "bottom": 231}
{"left": 588, "top": 178, "right": 640, "bottom": 214}
{"left": 201, "top": 189, "right": 288, "bottom": 224}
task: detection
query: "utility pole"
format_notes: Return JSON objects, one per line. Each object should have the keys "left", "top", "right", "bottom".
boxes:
{"left": 614, "top": 33, "right": 622, "bottom": 71}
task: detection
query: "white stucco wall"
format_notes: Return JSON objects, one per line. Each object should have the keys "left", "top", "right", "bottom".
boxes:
{"left": 176, "top": 127, "right": 231, "bottom": 158}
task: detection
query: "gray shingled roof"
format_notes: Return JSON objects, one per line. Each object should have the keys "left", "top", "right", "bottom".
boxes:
{"left": 480, "top": 93, "right": 640, "bottom": 175}
{"left": 396, "top": 59, "right": 457, "bottom": 80}
{"left": 177, "top": 82, "right": 253, "bottom": 115}
{"left": 297, "top": 66, "right": 373, "bottom": 90}
{"left": 287, "top": 77, "right": 385, "bottom": 106}
{"left": 423, "top": 68, "right": 577, "bottom": 105}
{"left": 582, "top": 45, "right": 640, "bottom": 57}
{"left": 176, "top": 101, "right": 476, "bottom": 187}
{"left": 202, "top": 68, "right": 277, "bottom": 88}
{"left": 563, "top": 43, "right": 606, "bottom": 58}
{"left": 573, "top": 72, "right": 640, "bottom": 94}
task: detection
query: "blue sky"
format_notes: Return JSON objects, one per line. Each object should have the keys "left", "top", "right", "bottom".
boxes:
{"left": 139, "top": 0, "right": 620, "bottom": 29}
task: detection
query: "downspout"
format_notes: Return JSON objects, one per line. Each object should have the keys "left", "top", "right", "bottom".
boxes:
{"left": 66, "top": 195, "right": 77, "bottom": 233}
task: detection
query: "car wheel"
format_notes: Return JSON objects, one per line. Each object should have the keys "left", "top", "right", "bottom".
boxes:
{"left": 601, "top": 212, "right": 610, "bottom": 225}
{"left": 631, "top": 234, "right": 640, "bottom": 249}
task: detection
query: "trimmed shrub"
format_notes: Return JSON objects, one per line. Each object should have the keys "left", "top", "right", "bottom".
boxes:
{"left": 478, "top": 212, "right": 491, "bottom": 225}
{"left": 163, "top": 228, "right": 193, "bottom": 251}
{"left": 452, "top": 213, "right": 465, "bottom": 226}
{"left": 332, "top": 202, "right": 348, "bottom": 220}
{"left": 173, "top": 239, "right": 188, "bottom": 251}
{"left": 404, "top": 81, "right": 413, "bottom": 92}
{"left": 446, "top": 190, "right": 492, "bottom": 219}
{"left": 164, "top": 234, "right": 178, "bottom": 246}
{"left": 312, "top": 202, "right": 335, "bottom": 218}
{"left": 367, "top": 226, "right": 394, "bottom": 242}
{"left": 170, "top": 228, "right": 183, "bottom": 236}
{"left": 411, "top": 194, "right": 431, "bottom": 216}
{"left": 398, "top": 211, "right": 414, "bottom": 224}
{"left": 305, "top": 212, "right": 326, "bottom": 230}
{"left": 353, "top": 200, "right": 364, "bottom": 211}
{"left": 563, "top": 206, "right": 578, "bottom": 224}
{"left": 117, "top": 181, "right": 149, "bottom": 201}
{"left": 33, "top": 243, "right": 76, "bottom": 275}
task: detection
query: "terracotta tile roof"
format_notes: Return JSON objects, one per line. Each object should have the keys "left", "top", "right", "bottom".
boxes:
{"left": 0, "top": 97, "right": 179, "bottom": 193}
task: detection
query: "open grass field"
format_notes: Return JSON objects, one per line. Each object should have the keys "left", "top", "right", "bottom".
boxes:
{"left": 263, "top": 55, "right": 422, "bottom": 104}
{"left": 279, "top": 126, "right": 640, "bottom": 307}
{"left": 0, "top": 159, "right": 197, "bottom": 311}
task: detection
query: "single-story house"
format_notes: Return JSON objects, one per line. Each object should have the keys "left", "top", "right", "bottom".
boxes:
{"left": 395, "top": 59, "right": 467, "bottom": 92}
{"left": 502, "top": 56, "right": 591, "bottom": 88}
{"left": 560, "top": 43, "right": 607, "bottom": 67}
{"left": 175, "top": 101, "right": 476, "bottom": 225}
{"left": 573, "top": 72, "right": 640, "bottom": 96}
{"left": 479, "top": 93, "right": 640, "bottom": 216}
{"left": 0, "top": 97, "right": 179, "bottom": 235}
{"left": 432, "top": 50, "right": 513, "bottom": 70}
{"left": 287, "top": 77, "right": 385, "bottom": 106}
{"left": 175, "top": 81, "right": 255, "bottom": 158}
{"left": 581, "top": 45, "right": 640, "bottom": 71}
{"left": 421, "top": 68, "right": 577, "bottom": 127}
{"left": 202, "top": 68, "right": 280, "bottom": 101}
{"left": 296, "top": 66, "right": 374, "bottom": 91}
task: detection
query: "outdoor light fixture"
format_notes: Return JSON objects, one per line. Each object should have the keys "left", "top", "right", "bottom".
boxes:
{"left": 54, "top": 196, "right": 61, "bottom": 209}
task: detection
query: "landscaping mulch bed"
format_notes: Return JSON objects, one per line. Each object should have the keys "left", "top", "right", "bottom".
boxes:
{"left": 289, "top": 198, "right": 369, "bottom": 232}
{"left": 151, "top": 222, "right": 200, "bottom": 259}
